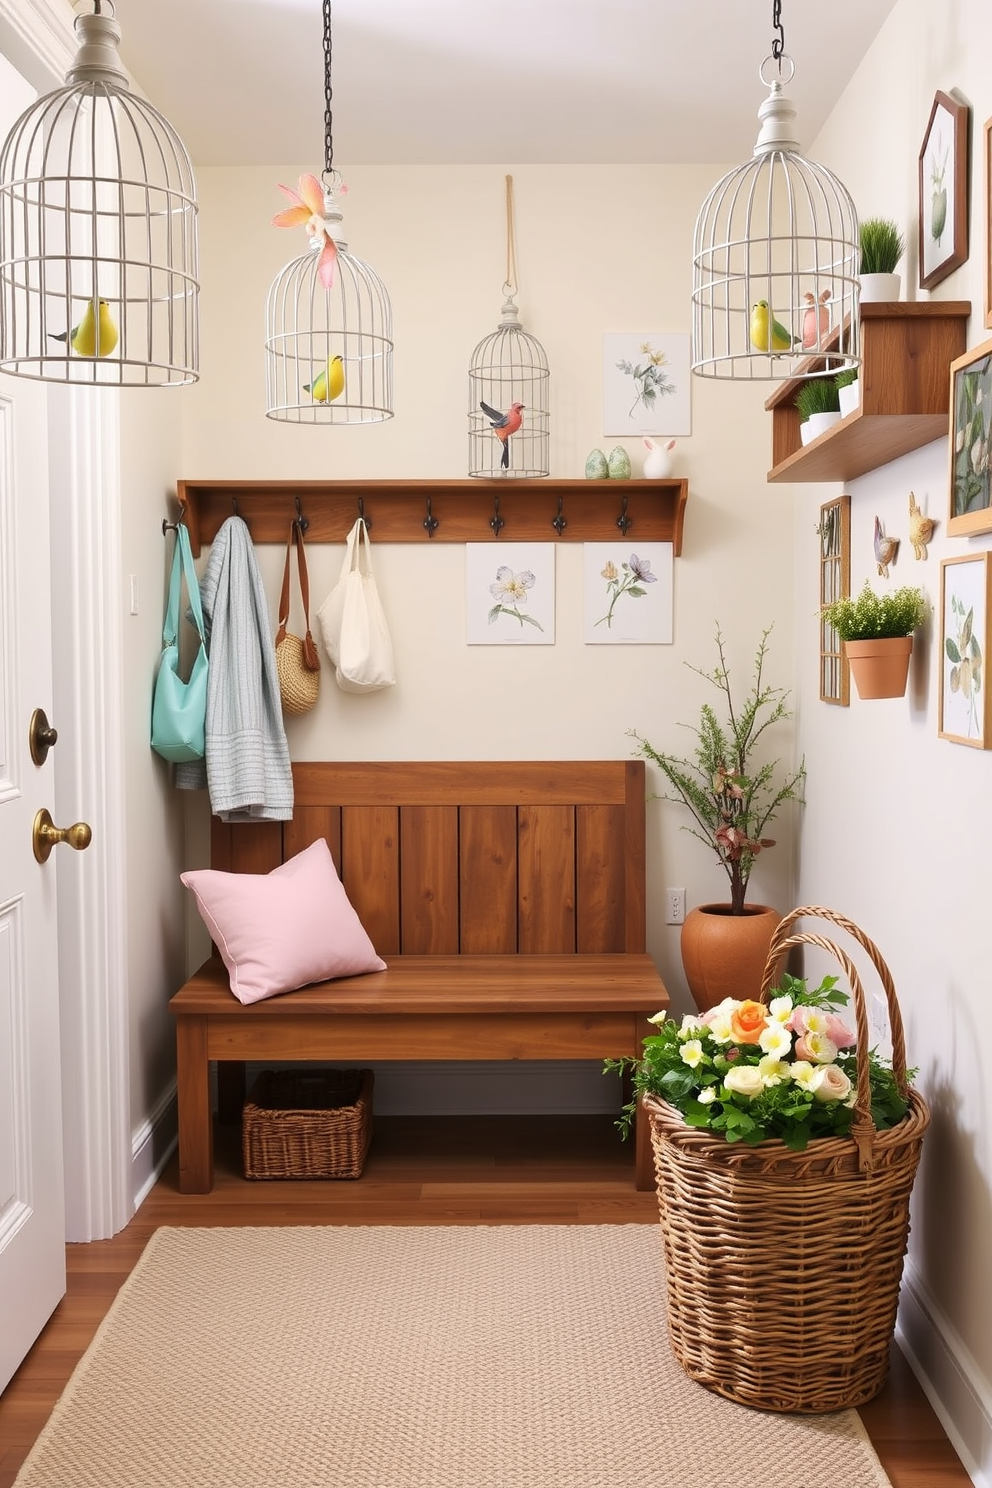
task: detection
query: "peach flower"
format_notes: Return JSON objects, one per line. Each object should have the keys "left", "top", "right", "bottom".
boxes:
{"left": 729, "top": 1000, "right": 767, "bottom": 1045}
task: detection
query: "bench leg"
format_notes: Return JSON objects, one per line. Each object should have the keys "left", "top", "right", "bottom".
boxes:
{"left": 634, "top": 1093, "right": 654, "bottom": 1192}
{"left": 176, "top": 1015, "right": 214, "bottom": 1194}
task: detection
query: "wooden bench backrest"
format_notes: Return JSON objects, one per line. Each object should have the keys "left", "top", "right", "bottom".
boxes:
{"left": 210, "top": 760, "right": 647, "bottom": 956}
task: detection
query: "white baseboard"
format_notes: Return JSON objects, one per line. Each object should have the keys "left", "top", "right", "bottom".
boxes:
{"left": 131, "top": 1083, "right": 178, "bottom": 1212}
{"left": 897, "top": 1259, "right": 989, "bottom": 1488}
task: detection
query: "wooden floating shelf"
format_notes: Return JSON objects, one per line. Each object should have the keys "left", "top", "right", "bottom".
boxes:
{"left": 175, "top": 477, "right": 689, "bottom": 557}
{"left": 765, "top": 301, "right": 971, "bottom": 484}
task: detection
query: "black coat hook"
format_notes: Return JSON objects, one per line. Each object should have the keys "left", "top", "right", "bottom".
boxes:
{"left": 162, "top": 518, "right": 179, "bottom": 535}
{"left": 294, "top": 495, "right": 309, "bottom": 534}
{"left": 617, "top": 492, "right": 632, "bottom": 536}
{"left": 490, "top": 492, "right": 504, "bottom": 537}
{"left": 552, "top": 495, "right": 567, "bottom": 536}
{"left": 358, "top": 495, "right": 372, "bottom": 532}
{"left": 423, "top": 495, "right": 439, "bottom": 538}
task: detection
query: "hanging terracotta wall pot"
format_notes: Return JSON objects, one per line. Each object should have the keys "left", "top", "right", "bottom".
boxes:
{"left": 680, "top": 903, "right": 781, "bottom": 1014}
{"left": 844, "top": 636, "right": 912, "bottom": 699}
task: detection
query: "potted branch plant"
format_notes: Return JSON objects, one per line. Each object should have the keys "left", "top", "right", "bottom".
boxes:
{"left": 795, "top": 377, "right": 841, "bottom": 445}
{"left": 822, "top": 581, "right": 927, "bottom": 698}
{"left": 630, "top": 627, "right": 805, "bottom": 1011}
{"left": 859, "top": 216, "right": 905, "bottom": 303}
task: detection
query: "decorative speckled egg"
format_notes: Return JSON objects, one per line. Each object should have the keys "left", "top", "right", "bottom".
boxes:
{"left": 585, "top": 449, "right": 609, "bottom": 480}
{"left": 608, "top": 446, "right": 632, "bottom": 480}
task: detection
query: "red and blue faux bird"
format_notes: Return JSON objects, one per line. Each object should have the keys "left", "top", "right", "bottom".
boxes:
{"left": 480, "top": 399, "right": 524, "bottom": 470}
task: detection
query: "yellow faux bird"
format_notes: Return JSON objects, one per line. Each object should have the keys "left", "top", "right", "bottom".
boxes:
{"left": 51, "top": 297, "right": 118, "bottom": 357}
{"left": 750, "top": 299, "right": 798, "bottom": 354}
{"left": 304, "top": 355, "right": 345, "bottom": 403}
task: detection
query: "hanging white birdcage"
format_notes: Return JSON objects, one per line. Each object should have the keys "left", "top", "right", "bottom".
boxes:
{"left": 264, "top": 191, "right": 393, "bottom": 424}
{"left": 0, "top": 3, "right": 199, "bottom": 386}
{"left": 263, "top": 0, "right": 392, "bottom": 425}
{"left": 691, "top": 51, "right": 860, "bottom": 382}
{"left": 468, "top": 176, "right": 550, "bottom": 478}
{"left": 468, "top": 294, "right": 550, "bottom": 479}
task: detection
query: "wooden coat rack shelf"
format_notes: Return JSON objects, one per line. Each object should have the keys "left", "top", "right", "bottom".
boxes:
{"left": 175, "top": 478, "right": 689, "bottom": 557}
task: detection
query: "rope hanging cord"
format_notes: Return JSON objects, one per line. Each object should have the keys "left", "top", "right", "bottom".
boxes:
{"left": 504, "top": 174, "right": 517, "bottom": 298}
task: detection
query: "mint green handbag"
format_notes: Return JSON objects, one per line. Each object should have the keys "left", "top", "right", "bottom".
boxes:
{"left": 151, "top": 525, "right": 208, "bottom": 762}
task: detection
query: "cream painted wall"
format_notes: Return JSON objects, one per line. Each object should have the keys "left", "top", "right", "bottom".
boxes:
{"left": 179, "top": 163, "right": 803, "bottom": 1014}
{"left": 120, "top": 396, "right": 189, "bottom": 1141}
{"left": 799, "top": 1, "right": 992, "bottom": 1480}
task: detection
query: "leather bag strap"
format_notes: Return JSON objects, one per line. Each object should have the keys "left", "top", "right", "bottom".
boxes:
{"left": 163, "top": 525, "right": 204, "bottom": 646}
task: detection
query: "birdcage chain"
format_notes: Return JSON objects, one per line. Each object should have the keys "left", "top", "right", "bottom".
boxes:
{"left": 771, "top": 0, "right": 785, "bottom": 65}
{"left": 503, "top": 174, "right": 518, "bottom": 299}
{"left": 322, "top": 0, "right": 335, "bottom": 190}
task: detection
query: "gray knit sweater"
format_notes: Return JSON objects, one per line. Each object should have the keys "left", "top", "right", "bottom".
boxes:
{"left": 175, "top": 516, "right": 293, "bottom": 820}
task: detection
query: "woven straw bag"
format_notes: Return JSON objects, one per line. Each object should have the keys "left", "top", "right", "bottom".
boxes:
{"left": 274, "top": 519, "right": 320, "bottom": 716}
{"left": 645, "top": 905, "right": 930, "bottom": 1414}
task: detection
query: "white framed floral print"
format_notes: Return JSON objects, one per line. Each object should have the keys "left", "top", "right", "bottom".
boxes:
{"left": 583, "top": 543, "right": 673, "bottom": 644}
{"left": 465, "top": 543, "right": 555, "bottom": 645}
{"left": 603, "top": 333, "right": 691, "bottom": 437}
{"left": 939, "top": 552, "right": 991, "bottom": 748}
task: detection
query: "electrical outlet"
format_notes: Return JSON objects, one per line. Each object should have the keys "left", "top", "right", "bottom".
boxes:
{"left": 665, "top": 887, "right": 685, "bottom": 925}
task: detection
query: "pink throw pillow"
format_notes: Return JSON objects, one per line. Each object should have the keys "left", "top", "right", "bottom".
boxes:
{"left": 181, "top": 838, "right": 386, "bottom": 1004}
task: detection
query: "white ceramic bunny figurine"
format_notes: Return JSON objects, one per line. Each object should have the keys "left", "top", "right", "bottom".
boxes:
{"left": 642, "top": 437, "right": 676, "bottom": 479}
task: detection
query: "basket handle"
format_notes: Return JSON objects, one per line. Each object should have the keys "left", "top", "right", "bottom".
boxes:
{"left": 758, "top": 908, "right": 909, "bottom": 1173}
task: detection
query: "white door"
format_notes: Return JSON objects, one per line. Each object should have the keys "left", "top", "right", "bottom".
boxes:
{"left": 0, "top": 370, "right": 68, "bottom": 1394}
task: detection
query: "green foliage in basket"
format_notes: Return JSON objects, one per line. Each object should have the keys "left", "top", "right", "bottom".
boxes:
{"left": 794, "top": 377, "right": 840, "bottom": 422}
{"left": 859, "top": 216, "right": 905, "bottom": 275}
{"left": 629, "top": 628, "right": 805, "bottom": 915}
{"left": 605, "top": 973, "right": 914, "bottom": 1151}
{"left": 822, "top": 580, "right": 928, "bottom": 640}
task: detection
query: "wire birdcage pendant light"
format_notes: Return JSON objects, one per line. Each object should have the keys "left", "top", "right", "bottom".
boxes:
{"left": 468, "top": 176, "right": 550, "bottom": 479}
{"left": 264, "top": 0, "right": 393, "bottom": 425}
{"left": 691, "top": 0, "right": 860, "bottom": 383}
{"left": 0, "top": 0, "right": 199, "bottom": 387}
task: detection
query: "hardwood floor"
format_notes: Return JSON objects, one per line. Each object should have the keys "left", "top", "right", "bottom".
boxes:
{"left": 0, "top": 1114, "right": 973, "bottom": 1488}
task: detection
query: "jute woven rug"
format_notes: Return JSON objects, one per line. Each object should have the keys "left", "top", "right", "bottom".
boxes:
{"left": 16, "top": 1225, "right": 892, "bottom": 1488}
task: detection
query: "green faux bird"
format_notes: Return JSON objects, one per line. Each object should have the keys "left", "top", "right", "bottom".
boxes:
{"left": 749, "top": 300, "right": 799, "bottom": 355}
{"left": 304, "top": 354, "right": 345, "bottom": 403}
{"left": 50, "top": 297, "right": 119, "bottom": 357}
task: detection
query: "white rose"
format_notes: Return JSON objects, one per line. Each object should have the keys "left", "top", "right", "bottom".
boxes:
{"left": 724, "top": 1066, "right": 764, "bottom": 1099}
{"left": 809, "top": 1064, "right": 853, "bottom": 1103}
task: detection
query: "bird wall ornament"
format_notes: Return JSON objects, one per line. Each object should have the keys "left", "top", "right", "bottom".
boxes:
{"left": 50, "top": 297, "right": 118, "bottom": 357}
{"left": 480, "top": 399, "right": 524, "bottom": 470}
{"left": 874, "top": 515, "right": 899, "bottom": 577}
{"left": 908, "top": 491, "right": 937, "bottom": 559}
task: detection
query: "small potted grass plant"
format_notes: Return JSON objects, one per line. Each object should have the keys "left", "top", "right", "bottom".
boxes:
{"left": 795, "top": 377, "right": 841, "bottom": 445}
{"left": 859, "top": 217, "right": 905, "bottom": 303}
{"left": 835, "top": 365, "right": 860, "bottom": 418}
{"left": 822, "top": 580, "right": 927, "bottom": 698}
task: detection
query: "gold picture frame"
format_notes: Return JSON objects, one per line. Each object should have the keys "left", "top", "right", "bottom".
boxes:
{"left": 948, "top": 335, "right": 992, "bottom": 537}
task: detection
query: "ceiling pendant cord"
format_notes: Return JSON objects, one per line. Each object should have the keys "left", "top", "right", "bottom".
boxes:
{"left": 467, "top": 174, "right": 551, "bottom": 480}
{"left": 264, "top": 0, "right": 393, "bottom": 425}
{"left": 0, "top": 0, "right": 200, "bottom": 386}
{"left": 689, "top": 0, "right": 861, "bottom": 383}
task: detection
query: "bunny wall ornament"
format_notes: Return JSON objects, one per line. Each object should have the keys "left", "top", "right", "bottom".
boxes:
{"left": 642, "top": 437, "right": 676, "bottom": 479}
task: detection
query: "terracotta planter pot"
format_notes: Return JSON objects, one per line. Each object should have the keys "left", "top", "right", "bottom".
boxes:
{"left": 844, "top": 636, "right": 912, "bottom": 699}
{"left": 679, "top": 903, "right": 781, "bottom": 1013}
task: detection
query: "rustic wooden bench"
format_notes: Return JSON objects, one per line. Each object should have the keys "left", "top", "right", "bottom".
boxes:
{"left": 170, "top": 760, "right": 669, "bottom": 1193}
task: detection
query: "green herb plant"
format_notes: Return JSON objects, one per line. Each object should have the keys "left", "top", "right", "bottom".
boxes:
{"left": 794, "top": 378, "right": 840, "bottom": 422}
{"left": 822, "top": 581, "right": 927, "bottom": 641}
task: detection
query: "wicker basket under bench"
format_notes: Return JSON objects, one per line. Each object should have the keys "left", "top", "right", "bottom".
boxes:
{"left": 170, "top": 760, "right": 669, "bottom": 1194}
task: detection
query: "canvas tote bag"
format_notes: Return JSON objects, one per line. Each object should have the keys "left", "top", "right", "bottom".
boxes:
{"left": 274, "top": 519, "right": 321, "bottom": 716}
{"left": 151, "top": 524, "right": 209, "bottom": 762}
{"left": 317, "top": 517, "right": 396, "bottom": 694}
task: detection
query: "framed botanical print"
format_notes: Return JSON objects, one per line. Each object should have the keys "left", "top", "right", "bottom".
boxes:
{"left": 939, "top": 553, "right": 992, "bottom": 748}
{"left": 985, "top": 116, "right": 992, "bottom": 329}
{"left": 948, "top": 336, "right": 992, "bottom": 537}
{"left": 919, "top": 90, "right": 969, "bottom": 291}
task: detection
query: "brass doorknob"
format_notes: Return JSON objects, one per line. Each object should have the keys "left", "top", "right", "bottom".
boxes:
{"left": 29, "top": 708, "right": 59, "bottom": 766}
{"left": 32, "top": 808, "right": 93, "bottom": 864}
